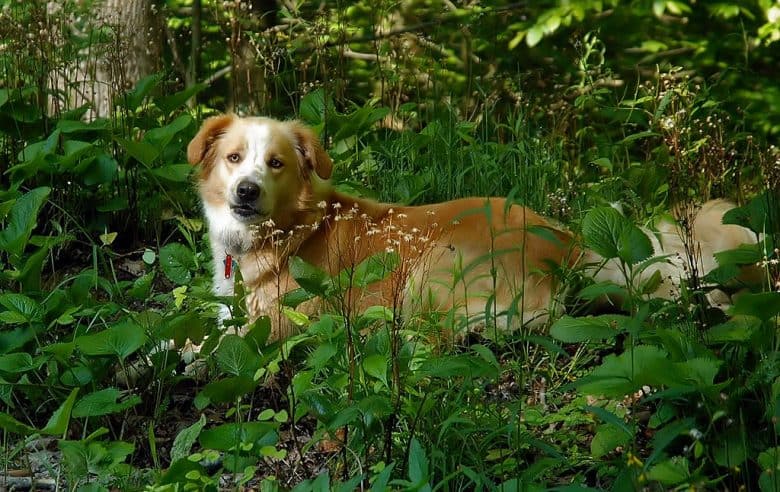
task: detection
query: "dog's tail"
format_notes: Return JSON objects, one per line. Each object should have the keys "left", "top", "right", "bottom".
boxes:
{"left": 586, "top": 200, "right": 759, "bottom": 302}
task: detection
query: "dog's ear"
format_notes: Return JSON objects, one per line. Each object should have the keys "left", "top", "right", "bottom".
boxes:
{"left": 187, "top": 114, "right": 235, "bottom": 165}
{"left": 289, "top": 122, "right": 333, "bottom": 180}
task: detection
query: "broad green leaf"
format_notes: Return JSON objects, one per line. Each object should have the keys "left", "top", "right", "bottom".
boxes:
{"left": 56, "top": 118, "right": 110, "bottom": 134}
{"left": 289, "top": 256, "right": 330, "bottom": 296}
{"left": 713, "top": 430, "right": 748, "bottom": 467}
{"left": 81, "top": 154, "right": 118, "bottom": 185}
{"left": 723, "top": 191, "right": 777, "bottom": 235}
{"left": 73, "top": 388, "right": 141, "bottom": 418}
{"left": 582, "top": 206, "right": 652, "bottom": 265}
{"left": 115, "top": 137, "right": 160, "bottom": 167}
{"left": 577, "top": 281, "right": 627, "bottom": 301}
{"left": 159, "top": 243, "right": 196, "bottom": 285}
{"left": 526, "top": 25, "right": 544, "bottom": 47}
{"left": 144, "top": 114, "right": 193, "bottom": 148}
{"left": 577, "top": 345, "right": 669, "bottom": 398}
{"left": 215, "top": 335, "right": 261, "bottom": 377}
{"left": 142, "top": 249, "right": 156, "bottom": 264}
{"left": 307, "top": 342, "right": 337, "bottom": 370}
{"left": 338, "top": 251, "right": 399, "bottom": 290}
{"left": 75, "top": 320, "right": 147, "bottom": 359}
{"left": 0, "top": 352, "right": 41, "bottom": 373}
{"left": 154, "top": 83, "right": 207, "bottom": 114}
{"left": 646, "top": 458, "right": 691, "bottom": 485}
{"left": 196, "top": 376, "right": 256, "bottom": 407}
{"left": 715, "top": 244, "right": 764, "bottom": 266}
{"left": 408, "top": 437, "right": 430, "bottom": 488}
{"left": 199, "top": 421, "right": 276, "bottom": 451}
{"left": 550, "top": 315, "right": 628, "bottom": 343}
{"left": 618, "top": 224, "right": 653, "bottom": 265}
{"left": 42, "top": 387, "right": 79, "bottom": 435}
{"left": 0, "top": 293, "right": 42, "bottom": 323}
{"left": 149, "top": 164, "right": 193, "bottom": 183}
{"left": 591, "top": 423, "right": 631, "bottom": 458}
{"left": 705, "top": 317, "right": 760, "bottom": 343}
{"left": 758, "top": 447, "right": 780, "bottom": 492}
{"left": 362, "top": 354, "right": 388, "bottom": 385}
{"left": 370, "top": 462, "right": 395, "bottom": 492}
{"left": 0, "top": 412, "right": 34, "bottom": 435}
{"left": 120, "top": 73, "right": 161, "bottom": 110}
{"left": 731, "top": 292, "right": 780, "bottom": 321}
{"left": 582, "top": 207, "right": 625, "bottom": 260}
{"left": 129, "top": 271, "right": 155, "bottom": 300}
{"left": 0, "top": 187, "right": 50, "bottom": 259}
{"left": 299, "top": 88, "right": 333, "bottom": 127}
{"left": 283, "top": 307, "right": 309, "bottom": 326}
{"left": 171, "top": 414, "right": 206, "bottom": 463}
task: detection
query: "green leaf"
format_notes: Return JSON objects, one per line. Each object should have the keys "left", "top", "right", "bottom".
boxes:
{"left": 0, "top": 352, "right": 41, "bottom": 373}
{"left": 618, "top": 224, "right": 653, "bottom": 265}
{"left": 115, "top": 138, "right": 160, "bottom": 167}
{"left": 582, "top": 206, "right": 651, "bottom": 265}
{"left": 370, "top": 462, "right": 395, "bottom": 492}
{"left": 81, "top": 154, "right": 118, "bottom": 185}
{"left": 550, "top": 315, "right": 628, "bottom": 343}
{"left": 155, "top": 84, "right": 207, "bottom": 114}
{"left": 578, "top": 345, "right": 669, "bottom": 398}
{"left": 120, "top": 73, "right": 161, "bottom": 110}
{"left": 72, "top": 388, "right": 142, "bottom": 418}
{"left": 337, "top": 251, "right": 399, "bottom": 290}
{"left": 144, "top": 114, "right": 193, "bottom": 148}
{"left": 408, "top": 437, "right": 430, "bottom": 488}
{"left": 56, "top": 118, "right": 110, "bottom": 134}
{"left": 723, "top": 191, "right": 777, "bottom": 235}
{"left": 362, "top": 354, "right": 388, "bottom": 385}
{"left": 0, "top": 293, "right": 42, "bottom": 323}
{"left": 215, "top": 335, "right": 261, "bottom": 377}
{"left": 171, "top": 414, "right": 206, "bottom": 463}
{"left": 299, "top": 88, "right": 333, "bottom": 127}
{"left": 75, "top": 320, "right": 147, "bottom": 359}
{"left": 0, "top": 187, "right": 50, "bottom": 259}
{"left": 582, "top": 207, "right": 625, "bottom": 260}
{"left": 591, "top": 423, "right": 631, "bottom": 458}
{"left": 196, "top": 376, "right": 257, "bottom": 407}
{"left": 42, "top": 387, "right": 79, "bottom": 435}
{"left": 526, "top": 25, "right": 544, "bottom": 47}
{"left": 289, "top": 256, "right": 330, "bottom": 296}
{"left": 577, "top": 281, "right": 628, "bottom": 301}
{"left": 159, "top": 243, "right": 196, "bottom": 285}
{"left": 149, "top": 164, "right": 193, "bottom": 183}
{"left": 731, "top": 292, "right": 780, "bottom": 321}
{"left": 646, "top": 458, "right": 690, "bottom": 485}
{"left": 705, "top": 317, "right": 760, "bottom": 343}
{"left": 758, "top": 447, "right": 780, "bottom": 492}
{"left": 0, "top": 412, "right": 34, "bottom": 435}
{"left": 129, "top": 271, "right": 155, "bottom": 300}
{"left": 199, "top": 421, "right": 276, "bottom": 451}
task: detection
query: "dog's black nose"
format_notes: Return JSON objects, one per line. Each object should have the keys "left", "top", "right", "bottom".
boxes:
{"left": 236, "top": 181, "right": 260, "bottom": 202}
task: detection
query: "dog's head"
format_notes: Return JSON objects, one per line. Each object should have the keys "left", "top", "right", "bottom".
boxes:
{"left": 188, "top": 115, "right": 332, "bottom": 237}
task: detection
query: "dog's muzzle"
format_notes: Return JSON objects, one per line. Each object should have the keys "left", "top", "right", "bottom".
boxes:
{"left": 230, "top": 180, "right": 262, "bottom": 219}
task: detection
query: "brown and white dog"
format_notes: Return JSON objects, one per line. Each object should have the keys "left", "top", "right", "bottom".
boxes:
{"left": 187, "top": 114, "right": 756, "bottom": 341}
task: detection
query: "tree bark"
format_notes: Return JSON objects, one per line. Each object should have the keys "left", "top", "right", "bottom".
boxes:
{"left": 50, "top": 0, "right": 163, "bottom": 119}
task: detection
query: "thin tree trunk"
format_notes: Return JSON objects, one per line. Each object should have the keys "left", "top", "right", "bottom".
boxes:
{"left": 51, "top": 0, "right": 163, "bottom": 119}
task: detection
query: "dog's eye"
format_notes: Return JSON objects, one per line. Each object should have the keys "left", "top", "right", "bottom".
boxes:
{"left": 268, "top": 158, "right": 284, "bottom": 169}
{"left": 227, "top": 153, "right": 241, "bottom": 163}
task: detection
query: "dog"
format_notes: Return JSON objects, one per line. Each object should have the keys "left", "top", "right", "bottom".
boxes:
{"left": 187, "top": 114, "right": 757, "bottom": 341}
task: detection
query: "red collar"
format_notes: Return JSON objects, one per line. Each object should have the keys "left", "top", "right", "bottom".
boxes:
{"left": 224, "top": 254, "right": 236, "bottom": 279}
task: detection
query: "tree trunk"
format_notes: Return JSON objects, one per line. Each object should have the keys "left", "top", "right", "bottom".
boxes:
{"left": 50, "top": 0, "right": 163, "bottom": 119}
{"left": 229, "top": 0, "right": 277, "bottom": 114}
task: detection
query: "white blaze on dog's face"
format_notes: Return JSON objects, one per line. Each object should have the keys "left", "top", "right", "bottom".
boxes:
{"left": 188, "top": 115, "right": 332, "bottom": 254}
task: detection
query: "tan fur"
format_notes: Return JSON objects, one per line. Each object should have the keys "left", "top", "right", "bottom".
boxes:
{"left": 189, "top": 115, "right": 757, "bottom": 341}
